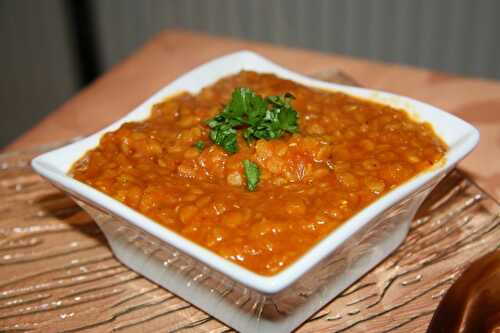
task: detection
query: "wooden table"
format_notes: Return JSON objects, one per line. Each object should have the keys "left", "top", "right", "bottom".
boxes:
{"left": 7, "top": 30, "right": 500, "bottom": 200}
{"left": 1, "top": 30, "right": 499, "bottom": 333}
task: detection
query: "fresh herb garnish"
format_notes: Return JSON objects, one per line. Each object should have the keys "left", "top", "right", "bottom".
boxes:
{"left": 194, "top": 140, "right": 205, "bottom": 151}
{"left": 242, "top": 160, "right": 260, "bottom": 191}
{"left": 207, "top": 121, "right": 238, "bottom": 153}
{"left": 206, "top": 87, "right": 299, "bottom": 153}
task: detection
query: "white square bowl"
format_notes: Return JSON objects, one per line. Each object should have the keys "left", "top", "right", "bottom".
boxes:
{"left": 31, "top": 51, "right": 479, "bottom": 333}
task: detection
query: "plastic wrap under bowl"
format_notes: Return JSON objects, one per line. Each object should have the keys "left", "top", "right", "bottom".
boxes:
{"left": 74, "top": 176, "right": 441, "bottom": 333}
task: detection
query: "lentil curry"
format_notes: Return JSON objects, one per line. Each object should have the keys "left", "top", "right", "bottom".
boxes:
{"left": 72, "top": 71, "right": 447, "bottom": 276}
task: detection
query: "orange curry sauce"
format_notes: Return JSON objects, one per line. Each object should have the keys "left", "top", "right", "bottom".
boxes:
{"left": 72, "top": 71, "right": 447, "bottom": 275}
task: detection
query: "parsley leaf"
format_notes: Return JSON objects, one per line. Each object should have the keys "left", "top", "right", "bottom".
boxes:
{"left": 206, "top": 87, "right": 299, "bottom": 153}
{"left": 278, "top": 107, "right": 299, "bottom": 133}
{"left": 208, "top": 122, "right": 238, "bottom": 153}
{"left": 242, "top": 160, "right": 260, "bottom": 191}
{"left": 194, "top": 140, "right": 205, "bottom": 151}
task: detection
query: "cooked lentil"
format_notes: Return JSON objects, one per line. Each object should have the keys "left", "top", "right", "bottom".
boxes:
{"left": 71, "top": 71, "right": 447, "bottom": 275}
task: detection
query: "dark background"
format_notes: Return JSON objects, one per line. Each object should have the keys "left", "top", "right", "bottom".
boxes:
{"left": 1, "top": 0, "right": 499, "bottom": 148}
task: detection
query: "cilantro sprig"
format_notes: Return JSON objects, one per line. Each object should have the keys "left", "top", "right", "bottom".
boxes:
{"left": 242, "top": 160, "right": 260, "bottom": 191}
{"left": 206, "top": 87, "right": 299, "bottom": 153}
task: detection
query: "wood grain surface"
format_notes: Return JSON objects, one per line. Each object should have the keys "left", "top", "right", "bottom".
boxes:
{"left": 0, "top": 69, "right": 498, "bottom": 332}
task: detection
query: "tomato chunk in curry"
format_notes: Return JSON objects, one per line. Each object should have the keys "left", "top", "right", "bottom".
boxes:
{"left": 72, "top": 71, "right": 447, "bottom": 275}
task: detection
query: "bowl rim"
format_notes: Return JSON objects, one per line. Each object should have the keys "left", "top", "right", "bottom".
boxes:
{"left": 31, "top": 50, "right": 480, "bottom": 294}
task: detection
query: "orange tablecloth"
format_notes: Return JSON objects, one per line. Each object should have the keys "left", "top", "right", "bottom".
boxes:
{"left": 8, "top": 30, "right": 500, "bottom": 199}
